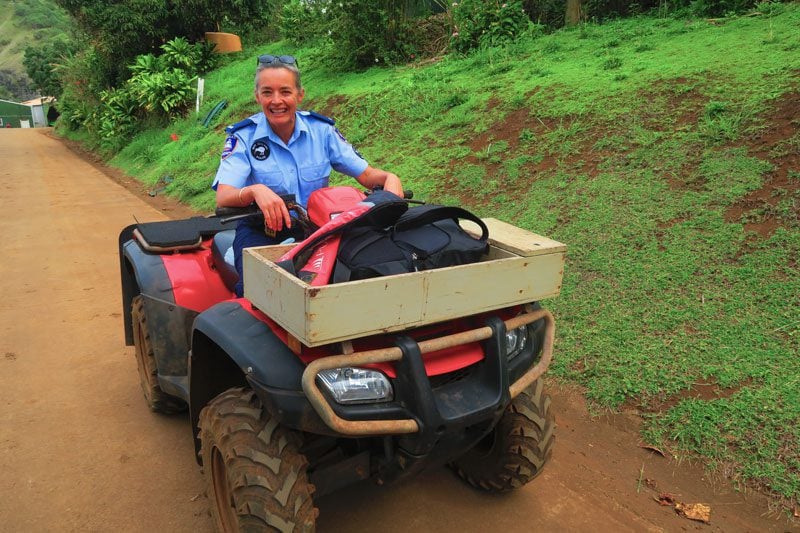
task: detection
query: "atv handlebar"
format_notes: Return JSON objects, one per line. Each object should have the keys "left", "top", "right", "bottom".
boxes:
{"left": 215, "top": 194, "right": 300, "bottom": 225}
{"left": 215, "top": 189, "right": 418, "bottom": 226}
{"left": 214, "top": 204, "right": 261, "bottom": 222}
{"left": 366, "top": 187, "right": 415, "bottom": 201}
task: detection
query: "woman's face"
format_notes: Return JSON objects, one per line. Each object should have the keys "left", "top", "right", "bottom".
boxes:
{"left": 254, "top": 67, "right": 305, "bottom": 132}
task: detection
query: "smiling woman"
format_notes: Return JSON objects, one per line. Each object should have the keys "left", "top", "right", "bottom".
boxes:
{"left": 212, "top": 54, "right": 403, "bottom": 297}
{"left": 254, "top": 60, "right": 305, "bottom": 142}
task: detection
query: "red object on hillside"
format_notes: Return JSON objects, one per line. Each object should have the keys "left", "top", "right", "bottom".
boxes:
{"left": 170, "top": 133, "right": 179, "bottom": 142}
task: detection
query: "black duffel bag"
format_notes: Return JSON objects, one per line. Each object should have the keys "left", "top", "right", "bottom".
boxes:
{"left": 332, "top": 205, "right": 489, "bottom": 282}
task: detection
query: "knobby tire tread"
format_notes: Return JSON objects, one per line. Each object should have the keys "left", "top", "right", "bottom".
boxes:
{"left": 199, "top": 387, "right": 317, "bottom": 533}
{"left": 451, "top": 378, "right": 555, "bottom": 493}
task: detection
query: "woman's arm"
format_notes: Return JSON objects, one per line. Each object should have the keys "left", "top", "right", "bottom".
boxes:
{"left": 355, "top": 166, "right": 403, "bottom": 197}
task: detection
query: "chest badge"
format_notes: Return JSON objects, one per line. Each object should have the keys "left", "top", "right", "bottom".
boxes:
{"left": 251, "top": 141, "right": 270, "bottom": 161}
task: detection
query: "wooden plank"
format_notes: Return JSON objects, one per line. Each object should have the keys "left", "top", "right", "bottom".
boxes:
{"left": 461, "top": 217, "right": 567, "bottom": 257}
{"left": 249, "top": 244, "right": 296, "bottom": 262}
{"left": 243, "top": 246, "right": 308, "bottom": 340}
{"left": 243, "top": 243, "right": 565, "bottom": 347}
{"left": 303, "top": 272, "right": 427, "bottom": 344}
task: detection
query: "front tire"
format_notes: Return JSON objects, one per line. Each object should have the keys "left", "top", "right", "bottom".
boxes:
{"left": 199, "top": 387, "right": 317, "bottom": 532}
{"left": 131, "top": 295, "right": 186, "bottom": 413}
{"left": 451, "top": 378, "right": 555, "bottom": 492}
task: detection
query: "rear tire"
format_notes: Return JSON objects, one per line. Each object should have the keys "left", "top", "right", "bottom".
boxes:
{"left": 199, "top": 387, "right": 318, "bottom": 532}
{"left": 451, "top": 378, "right": 555, "bottom": 492}
{"left": 131, "top": 295, "right": 186, "bottom": 414}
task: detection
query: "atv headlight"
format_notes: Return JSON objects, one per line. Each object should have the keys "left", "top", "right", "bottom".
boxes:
{"left": 505, "top": 325, "right": 529, "bottom": 360}
{"left": 317, "top": 367, "right": 394, "bottom": 404}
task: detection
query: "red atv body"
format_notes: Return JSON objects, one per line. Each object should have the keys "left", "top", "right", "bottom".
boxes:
{"left": 118, "top": 186, "right": 556, "bottom": 531}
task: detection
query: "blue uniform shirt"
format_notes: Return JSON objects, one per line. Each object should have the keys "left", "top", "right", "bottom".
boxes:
{"left": 212, "top": 110, "right": 368, "bottom": 207}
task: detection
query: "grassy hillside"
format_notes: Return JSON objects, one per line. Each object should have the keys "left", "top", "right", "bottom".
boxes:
{"left": 0, "top": 0, "right": 70, "bottom": 99}
{"left": 107, "top": 6, "right": 799, "bottom": 508}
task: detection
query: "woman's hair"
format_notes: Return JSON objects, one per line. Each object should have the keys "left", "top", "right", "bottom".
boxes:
{"left": 254, "top": 62, "right": 302, "bottom": 91}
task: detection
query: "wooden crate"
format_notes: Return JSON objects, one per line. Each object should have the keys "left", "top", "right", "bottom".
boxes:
{"left": 243, "top": 218, "right": 566, "bottom": 347}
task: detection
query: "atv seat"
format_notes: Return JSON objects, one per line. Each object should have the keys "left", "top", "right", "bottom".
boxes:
{"left": 212, "top": 230, "right": 239, "bottom": 291}
{"left": 134, "top": 216, "right": 227, "bottom": 252}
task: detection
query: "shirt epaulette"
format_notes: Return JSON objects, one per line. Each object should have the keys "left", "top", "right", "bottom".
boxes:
{"left": 225, "top": 117, "right": 256, "bottom": 134}
{"left": 301, "top": 110, "right": 336, "bottom": 125}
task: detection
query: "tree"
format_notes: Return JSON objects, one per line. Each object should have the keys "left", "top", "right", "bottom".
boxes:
{"left": 325, "top": 0, "right": 436, "bottom": 69}
{"left": 24, "top": 37, "right": 80, "bottom": 97}
{"left": 54, "top": 0, "right": 280, "bottom": 86}
{"left": 565, "top": 0, "right": 582, "bottom": 25}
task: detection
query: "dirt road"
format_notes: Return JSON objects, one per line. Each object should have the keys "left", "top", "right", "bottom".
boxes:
{"left": 0, "top": 129, "right": 794, "bottom": 532}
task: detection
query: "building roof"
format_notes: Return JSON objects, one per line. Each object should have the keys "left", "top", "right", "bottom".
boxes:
{"left": 21, "top": 96, "right": 55, "bottom": 106}
{"left": 0, "top": 98, "right": 26, "bottom": 106}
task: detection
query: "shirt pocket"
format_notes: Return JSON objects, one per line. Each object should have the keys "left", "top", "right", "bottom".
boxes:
{"left": 253, "top": 169, "right": 286, "bottom": 192}
{"left": 299, "top": 162, "right": 330, "bottom": 187}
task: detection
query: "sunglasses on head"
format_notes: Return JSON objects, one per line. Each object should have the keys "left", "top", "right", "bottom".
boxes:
{"left": 257, "top": 54, "right": 299, "bottom": 67}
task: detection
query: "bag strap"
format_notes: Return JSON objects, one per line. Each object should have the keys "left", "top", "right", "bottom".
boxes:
{"left": 331, "top": 260, "right": 352, "bottom": 284}
{"left": 276, "top": 190, "right": 408, "bottom": 276}
{"left": 394, "top": 205, "right": 489, "bottom": 241}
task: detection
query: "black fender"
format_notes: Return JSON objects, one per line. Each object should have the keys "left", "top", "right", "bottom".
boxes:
{"left": 189, "top": 300, "right": 309, "bottom": 460}
{"left": 119, "top": 226, "right": 175, "bottom": 345}
{"left": 120, "top": 230, "right": 193, "bottom": 399}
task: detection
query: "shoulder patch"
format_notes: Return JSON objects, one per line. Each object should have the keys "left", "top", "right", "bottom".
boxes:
{"left": 303, "top": 110, "right": 336, "bottom": 125}
{"left": 225, "top": 118, "right": 256, "bottom": 134}
{"left": 334, "top": 127, "right": 349, "bottom": 143}
{"left": 335, "top": 127, "right": 365, "bottom": 160}
{"left": 221, "top": 136, "right": 238, "bottom": 160}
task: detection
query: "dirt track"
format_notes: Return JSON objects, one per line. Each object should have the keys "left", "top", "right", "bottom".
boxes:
{"left": 0, "top": 129, "right": 795, "bottom": 532}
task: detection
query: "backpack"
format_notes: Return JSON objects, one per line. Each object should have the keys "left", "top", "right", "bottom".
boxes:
{"left": 275, "top": 190, "right": 408, "bottom": 284}
{"left": 332, "top": 205, "right": 489, "bottom": 282}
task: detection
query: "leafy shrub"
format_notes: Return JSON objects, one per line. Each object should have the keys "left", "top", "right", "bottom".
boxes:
{"left": 450, "top": 0, "right": 529, "bottom": 53}
{"left": 163, "top": 38, "right": 217, "bottom": 76}
{"left": 53, "top": 46, "right": 107, "bottom": 130}
{"left": 97, "top": 88, "right": 139, "bottom": 142}
{"left": 123, "top": 38, "right": 214, "bottom": 116}
{"left": 279, "top": 0, "right": 330, "bottom": 45}
{"left": 57, "top": 37, "right": 214, "bottom": 148}
{"left": 128, "top": 68, "right": 197, "bottom": 115}
{"left": 324, "top": 0, "right": 424, "bottom": 69}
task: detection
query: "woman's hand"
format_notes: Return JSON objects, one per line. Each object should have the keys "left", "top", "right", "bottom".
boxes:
{"left": 249, "top": 184, "right": 292, "bottom": 232}
{"left": 216, "top": 183, "right": 292, "bottom": 232}
{"left": 381, "top": 172, "right": 403, "bottom": 197}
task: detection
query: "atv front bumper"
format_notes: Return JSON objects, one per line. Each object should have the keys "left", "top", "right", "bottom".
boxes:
{"left": 301, "top": 308, "right": 554, "bottom": 436}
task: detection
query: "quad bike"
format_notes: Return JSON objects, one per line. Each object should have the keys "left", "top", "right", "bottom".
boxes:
{"left": 118, "top": 185, "right": 562, "bottom": 532}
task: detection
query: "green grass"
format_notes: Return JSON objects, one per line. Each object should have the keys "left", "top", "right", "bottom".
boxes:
{"left": 102, "top": 6, "right": 800, "bottom": 508}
